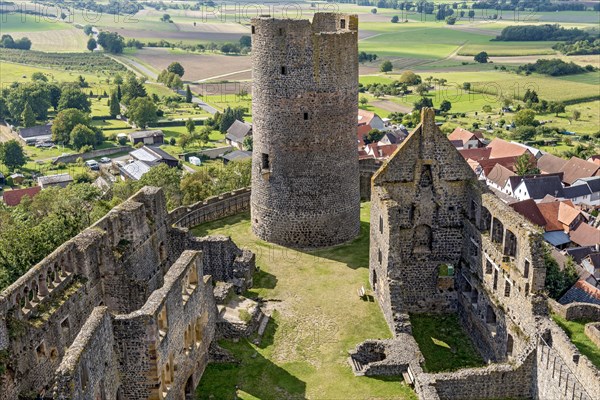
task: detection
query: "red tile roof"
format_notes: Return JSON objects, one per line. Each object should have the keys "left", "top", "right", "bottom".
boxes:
{"left": 510, "top": 199, "right": 547, "bottom": 227}
{"left": 486, "top": 163, "right": 516, "bottom": 188}
{"left": 537, "top": 202, "right": 568, "bottom": 232}
{"left": 569, "top": 223, "right": 600, "bottom": 247}
{"left": 559, "top": 157, "right": 600, "bottom": 186}
{"left": 479, "top": 156, "right": 523, "bottom": 176}
{"left": 588, "top": 155, "right": 600, "bottom": 166}
{"left": 486, "top": 138, "right": 531, "bottom": 159}
{"left": 459, "top": 147, "right": 491, "bottom": 161}
{"left": 538, "top": 153, "right": 568, "bottom": 174}
{"left": 2, "top": 186, "right": 41, "bottom": 206}
{"left": 448, "top": 127, "right": 482, "bottom": 147}
{"left": 366, "top": 143, "right": 398, "bottom": 159}
{"left": 357, "top": 124, "right": 372, "bottom": 146}
{"left": 358, "top": 109, "right": 377, "bottom": 126}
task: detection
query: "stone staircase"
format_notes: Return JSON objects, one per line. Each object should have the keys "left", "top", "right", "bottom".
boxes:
{"left": 348, "top": 355, "right": 366, "bottom": 376}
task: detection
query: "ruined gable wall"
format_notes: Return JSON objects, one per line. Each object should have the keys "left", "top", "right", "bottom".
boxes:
{"left": 112, "top": 250, "right": 217, "bottom": 400}
{"left": 53, "top": 307, "right": 120, "bottom": 400}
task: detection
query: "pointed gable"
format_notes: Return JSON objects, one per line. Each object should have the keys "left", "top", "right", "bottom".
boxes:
{"left": 373, "top": 108, "right": 477, "bottom": 186}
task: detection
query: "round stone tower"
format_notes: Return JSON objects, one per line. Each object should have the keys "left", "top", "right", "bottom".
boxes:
{"left": 250, "top": 13, "right": 360, "bottom": 248}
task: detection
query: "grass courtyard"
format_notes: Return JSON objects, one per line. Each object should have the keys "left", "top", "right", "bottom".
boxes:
{"left": 193, "top": 204, "right": 417, "bottom": 400}
{"left": 552, "top": 315, "right": 600, "bottom": 369}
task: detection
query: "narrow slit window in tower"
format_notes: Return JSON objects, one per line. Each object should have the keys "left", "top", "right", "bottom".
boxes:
{"left": 251, "top": 26, "right": 255, "bottom": 34}
{"left": 278, "top": 28, "right": 283, "bottom": 35}
{"left": 281, "top": 66, "right": 287, "bottom": 75}
{"left": 340, "top": 19, "right": 346, "bottom": 29}
{"left": 261, "top": 153, "right": 270, "bottom": 170}
{"left": 303, "top": 112, "right": 309, "bottom": 120}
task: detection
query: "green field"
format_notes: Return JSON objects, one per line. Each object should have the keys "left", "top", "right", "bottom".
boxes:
{"left": 0, "top": 13, "right": 69, "bottom": 32}
{"left": 194, "top": 206, "right": 417, "bottom": 400}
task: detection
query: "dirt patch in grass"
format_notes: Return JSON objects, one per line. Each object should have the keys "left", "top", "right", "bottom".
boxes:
{"left": 132, "top": 48, "right": 251, "bottom": 82}
{"left": 371, "top": 100, "right": 412, "bottom": 113}
{"left": 115, "top": 28, "right": 244, "bottom": 42}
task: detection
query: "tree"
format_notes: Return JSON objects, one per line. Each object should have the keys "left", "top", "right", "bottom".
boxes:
{"left": 391, "top": 15, "right": 399, "bottom": 23}
{"left": 439, "top": 100, "right": 452, "bottom": 113}
{"left": 474, "top": 51, "right": 489, "bottom": 63}
{"left": 243, "top": 135, "right": 253, "bottom": 151}
{"left": 544, "top": 250, "right": 578, "bottom": 300}
{"left": 87, "top": 37, "right": 97, "bottom": 52}
{"left": 114, "top": 74, "right": 123, "bottom": 85}
{"left": 415, "top": 83, "right": 429, "bottom": 96}
{"left": 365, "top": 129, "right": 384, "bottom": 144}
{"left": 514, "top": 153, "right": 539, "bottom": 176}
{"left": 185, "top": 85, "right": 192, "bottom": 103}
{"left": 414, "top": 97, "right": 433, "bottom": 111}
{"left": 462, "top": 82, "right": 471, "bottom": 91}
{"left": 109, "top": 91, "right": 120, "bottom": 118}
{"left": 58, "top": 87, "right": 91, "bottom": 113}
{"left": 161, "top": 13, "right": 171, "bottom": 22}
{"left": 523, "top": 89, "right": 539, "bottom": 104}
{"left": 167, "top": 62, "right": 185, "bottom": 77}
{"left": 380, "top": 60, "right": 393, "bottom": 73}
{"left": 128, "top": 97, "right": 158, "bottom": 129}
{"left": 96, "top": 31, "right": 124, "bottom": 54}
{"left": 31, "top": 72, "right": 47, "bottom": 82}
{"left": 52, "top": 109, "right": 91, "bottom": 145}
{"left": 549, "top": 101, "right": 565, "bottom": 117}
{"left": 138, "top": 164, "right": 183, "bottom": 209}
{"left": 219, "top": 107, "right": 236, "bottom": 133}
{"left": 70, "top": 124, "right": 97, "bottom": 151}
{"left": 446, "top": 16, "right": 457, "bottom": 25}
{"left": 482, "top": 104, "right": 492, "bottom": 113}
{"left": 83, "top": 25, "right": 94, "bottom": 35}
{"left": 21, "top": 101, "right": 36, "bottom": 127}
{"left": 185, "top": 118, "right": 195, "bottom": 135}
{"left": 122, "top": 74, "right": 147, "bottom": 105}
{"left": 371, "top": 8, "right": 377, "bottom": 14}
{"left": 572, "top": 110, "right": 581, "bottom": 121}
{"left": 6, "top": 82, "right": 51, "bottom": 120}
{"left": 359, "top": 97, "right": 368, "bottom": 106}
{"left": 514, "top": 109, "right": 536, "bottom": 126}
{"left": 0, "top": 140, "right": 26, "bottom": 170}
{"left": 513, "top": 126, "right": 536, "bottom": 142}
{"left": 198, "top": 126, "right": 211, "bottom": 148}
{"left": 399, "top": 71, "right": 421, "bottom": 85}
{"left": 239, "top": 35, "right": 251, "bottom": 48}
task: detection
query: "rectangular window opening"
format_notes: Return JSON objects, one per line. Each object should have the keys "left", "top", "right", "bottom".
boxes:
{"left": 303, "top": 112, "right": 309, "bottom": 120}
{"left": 278, "top": 28, "right": 283, "bottom": 35}
{"left": 340, "top": 19, "right": 346, "bottom": 29}
{"left": 261, "top": 153, "right": 270, "bottom": 170}
{"left": 251, "top": 25, "right": 255, "bottom": 34}
{"left": 281, "top": 66, "right": 287, "bottom": 75}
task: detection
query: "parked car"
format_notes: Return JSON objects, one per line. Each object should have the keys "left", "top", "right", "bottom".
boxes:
{"left": 99, "top": 157, "right": 111, "bottom": 163}
{"left": 85, "top": 160, "right": 100, "bottom": 170}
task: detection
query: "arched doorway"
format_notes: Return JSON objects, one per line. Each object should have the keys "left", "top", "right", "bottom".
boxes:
{"left": 184, "top": 375, "right": 194, "bottom": 400}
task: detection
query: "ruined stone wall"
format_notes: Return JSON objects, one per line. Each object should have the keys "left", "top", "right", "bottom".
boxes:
{"left": 170, "top": 188, "right": 251, "bottom": 229}
{"left": 250, "top": 13, "right": 360, "bottom": 248}
{"left": 0, "top": 187, "right": 254, "bottom": 399}
{"left": 53, "top": 307, "right": 120, "bottom": 400}
{"left": 112, "top": 251, "right": 217, "bottom": 400}
{"left": 549, "top": 298, "right": 600, "bottom": 321}
{"left": 535, "top": 321, "right": 599, "bottom": 400}
{"left": 585, "top": 322, "right": 600, "bottom": 348}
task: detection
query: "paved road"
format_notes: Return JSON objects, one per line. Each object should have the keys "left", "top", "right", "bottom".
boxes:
{"left": 175, "top": 89, "right": 218, "bottom": 115}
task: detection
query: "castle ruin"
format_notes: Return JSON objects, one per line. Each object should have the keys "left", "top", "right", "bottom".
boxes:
{"left": 0, "top": 187, "right": 255, "bottom": 400}
{"left": 250, "top": 13, "right": 361, "bottom": 248}
{"left": 350, "top": 108, "right": 600, "bottom": 400}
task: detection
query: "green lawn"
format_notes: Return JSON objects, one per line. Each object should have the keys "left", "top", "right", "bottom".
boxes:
{"left": 194, "top": 205, "right": 417, "bottom": 400}
{"left": 410, "top": 314, "right": 485, "bottom": 373}
{"left": 552, "top": 314, "right": 600, "bottom": 369}
{"left": 0, "top": 13, "right": 69, "bottom": 32}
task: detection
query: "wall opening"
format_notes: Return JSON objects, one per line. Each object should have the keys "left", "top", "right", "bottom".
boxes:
{"left": 504, "top": 280, "right": 511, "bottom": 297}
{"left": 507, "top": 333, "right": 514, "bottom": 356}
{"left": 61, "top": 317, "right": 70, "bottom": 341}
{"left": 486, "top": 305, "right": 497, "bottom": 324}
{"left": 491, "top": 217, "right": 504, "bottom": 244}
{"left": 278, "top": 28, "right": 283, "bottom": 36}
{"left": 493, "top": 269, "right": 498, "bottom": 290}
{"left": 379, "top": 215, "right": 383, "bottom": 234}
{"left": 480, "top": 207, "right": 491, "bottom": 232}
{"left": 303, "top": 112, "right": 309, "bottom": 120}
{"left": 377, "top": 248, "right": 382, "bottom": 264}
{"left": 251, "top": 25, "right": 255, "bottom": 34}
{"left": 419, "top": 164, "right": 433, "bottom": 187}
{"left": 524, "top": 260, "right": 530, "bottom": 278}
{"left": 372, "top": 270, "right": 377, "bottom": 289}
{"left": 525, "top": 282, "right": 530, "bottom": 296}
{"left": 414, "top": 224, "right": 432, "bottom": 252}
{"left": 485, "top": 259, "right": 493, "bottom": 274}
{"left": 158, "top": 306, "right": 168, "bottom": 339}
{"left": 185, "top": 375, "right": 194, "bottom": 399}
{"left": 280, "top": 66, "right": 287, "bottom": 75}
{"left": 261, "top": 153, "right": 270, "bottom": 170}
{"left": 340, "top": 19, "right": 346, "bottom": 28}
{"left": 471, "top": 287, "right": 478, "bottom": 304}
{"left": 504, "top": 229, "right": 517, "bottom": 258}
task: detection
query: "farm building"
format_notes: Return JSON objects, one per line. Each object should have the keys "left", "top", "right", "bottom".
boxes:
{"left": 128, "top": 130, "right": 164, "bottom": 145}
{"left": 38, "top": 173, "right": 73, "bottom": 189}
{"left": 225, "top": 120, "right": 252, "bottom": 150}
{"left": 130, "top": 146, "right": 179, "bottom": 168}
{"left": 18, "top": 124, "right": 52, "bottom": 145}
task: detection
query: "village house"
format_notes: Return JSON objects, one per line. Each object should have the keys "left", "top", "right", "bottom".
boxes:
{"left": 220, "top": 150, "right": 252, "bottom": 165}
{"left": 364, "top": 142, "right": 397, "bottom": 160}
{"left": 570, "top": 176, "right": 600, "bottom": 206}
{"left": 225, "top": 120, "right": 252, "bottom": 150}
{"left": 37, "top": 173, "right": 73, "bottom": 189}
{"left": 485, "top": 163, "right": 515, "bottom": 193}
{"left": 357, "top": 109, "right": 385, "bottom": 131}
{"left": 130, "top": 145, "right": 179, "bottom": 168}
{"left": 2, "top": 186, "right": 41, "bottom": 206}
{"left": 486, "top": 138, "right": 533, "bottom": 159}
{"left": 512, "top": 175, "right": 564, "bottom": 201}
{"left": 537, "top": 153, "right": 567, "bottom": 174}
{"left": 17, "top": 124, "right": 52, "bottom": 145}
{"left": 128, "top": 129, "right": 164, "bottom": 145}
{"left": 119, "top": 160, "right": 152, "bottom": 181}
{"left": 447, "top": 127, "right": 484, "bottom": 150}
{"left": 559, "top": 156, "right": 600, "bottom": 186}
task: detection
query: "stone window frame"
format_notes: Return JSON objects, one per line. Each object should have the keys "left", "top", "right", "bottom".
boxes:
{"left": 35, "top": 341, "right": 47, "bottom": 360}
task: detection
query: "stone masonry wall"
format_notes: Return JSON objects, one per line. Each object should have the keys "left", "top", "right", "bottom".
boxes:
{"left": 0, "top": 187, "right": 255, "bottom": 399}
{"left": 250, "top": 13, "right": 360, "bottom": 248}
{"left": 53, "top": 307, "right": 120, "bottom": 400}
